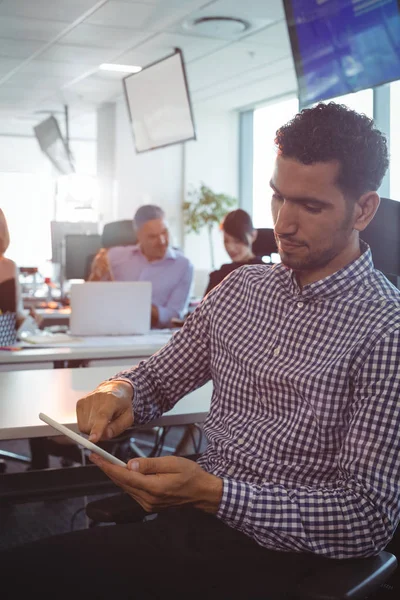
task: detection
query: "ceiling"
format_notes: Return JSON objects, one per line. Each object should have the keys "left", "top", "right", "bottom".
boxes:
{"left": 0, "top": 0, "right": 297, "bottom": 139}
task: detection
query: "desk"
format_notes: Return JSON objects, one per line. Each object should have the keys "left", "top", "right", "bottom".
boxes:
{"left": 0, "top": 365, "right": 211, "bottom": 503}
{"left": 0, "top": 332, "right": 173, "bottom": 371}
{"left": 0, "top": 364, "right": 212, "bottom": 441}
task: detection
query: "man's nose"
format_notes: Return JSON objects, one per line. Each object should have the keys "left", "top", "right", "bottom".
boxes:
{"left": 274, "top": 200, "right": 297, "bottom": 236}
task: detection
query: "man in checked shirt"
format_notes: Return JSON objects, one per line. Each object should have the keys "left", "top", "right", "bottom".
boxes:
{"left": 3, "top": 103, "right": 400, "bottom": 599}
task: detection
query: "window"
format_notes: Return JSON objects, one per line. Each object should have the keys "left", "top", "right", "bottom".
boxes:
{"left": 318, "top": 88, "right": 373, "bottom": 118}
{"left": 253, "top": 96, "right": 299, "bottom": 228}
{"left": 0, "top": 173, "right": 54, "bottom": 268}
{"left": 390, "top": 81, "right": 400, "bottom": 201}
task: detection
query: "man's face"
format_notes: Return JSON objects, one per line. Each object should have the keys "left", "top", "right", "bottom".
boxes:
{"left": 137, "top": 218, "right": 169, "bottom": 261}
{"left": 270, "top": 156, "right": 357, "bottom": 278}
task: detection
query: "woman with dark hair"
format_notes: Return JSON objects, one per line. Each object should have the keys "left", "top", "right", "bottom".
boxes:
{"left": 204, "top": 209, "right": 264, "bottom": 295}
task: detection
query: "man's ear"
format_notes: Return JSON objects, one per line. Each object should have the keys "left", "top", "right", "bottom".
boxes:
{"left": 353, "top": 192, "right": 380, "bottom": 232}
{"left": 251, "top": 229, "right": 258, "bottom": 243}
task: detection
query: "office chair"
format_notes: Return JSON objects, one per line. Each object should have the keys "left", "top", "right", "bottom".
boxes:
{"left": 84, "top": 219, "right": 137, "bottom": 280}
{"left": 101, "top": 219, "right": 137, "bottom": 249}
{"left": 85, "top": 490, "right": 397, "bottom": 600}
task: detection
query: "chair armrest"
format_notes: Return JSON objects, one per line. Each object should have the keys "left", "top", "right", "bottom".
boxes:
{"left": 86, "top": 493, "right": 149, "bottom": 524}
{"left": 294, "top": 551, "right": 397, "bottom": 600}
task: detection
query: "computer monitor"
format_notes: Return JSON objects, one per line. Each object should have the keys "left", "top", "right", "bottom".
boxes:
{"left": 51, "top": 221, "right": 99, "bottom": 264}
{"left": 283, "top": 0, "right": 400, "bottom": 106}
{"left": 361, "top": 197, "right": 400, "bottom": 280}
{"left": 123, "top": 48, "right": 196, "bottom": 153}
{"left": 65, "top": 234, "right": 102, "bottom": 280}
{"left": 33, "top": 115, "right": 75, "bottom": 175}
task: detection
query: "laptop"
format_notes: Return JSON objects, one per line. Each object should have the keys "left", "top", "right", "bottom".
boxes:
{"left": 69, "top": 282, "right": 152, "bottom": 336}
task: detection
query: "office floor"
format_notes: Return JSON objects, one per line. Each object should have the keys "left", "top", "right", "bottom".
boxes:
{"left": 0, "top": 426, "right": 207, "bottom": 551}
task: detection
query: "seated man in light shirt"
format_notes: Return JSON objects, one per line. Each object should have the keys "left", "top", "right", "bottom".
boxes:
{"left": 89, "top": 205, "right": 193, "bottom": 328}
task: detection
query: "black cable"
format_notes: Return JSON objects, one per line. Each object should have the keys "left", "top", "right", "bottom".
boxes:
{"left": 156, "top": 426, "right": 169, "bottom": 456}
{"left": 70, "top": 506, "right": 86, "bottom": 531}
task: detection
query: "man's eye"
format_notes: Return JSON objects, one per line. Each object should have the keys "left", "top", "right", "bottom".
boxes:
{"left": 304, "top": 205, "right": 322, "bottom": 214}
{"left": 272, "top": 194, "right": 283, "bottom": 202}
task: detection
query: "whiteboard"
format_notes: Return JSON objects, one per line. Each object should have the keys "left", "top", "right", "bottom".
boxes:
{"left": 123, "top": 50, "right": 196, "bottom": 153}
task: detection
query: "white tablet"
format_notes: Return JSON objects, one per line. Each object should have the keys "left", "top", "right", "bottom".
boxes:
{"left": 39, "top": 412, "right": 127, "bottom": 468}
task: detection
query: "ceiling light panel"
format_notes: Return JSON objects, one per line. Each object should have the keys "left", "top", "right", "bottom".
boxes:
{"left": 60, "top": 24, "right": 149, "bottom": 50}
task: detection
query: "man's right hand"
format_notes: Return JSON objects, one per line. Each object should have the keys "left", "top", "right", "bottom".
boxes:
{"left": 76, "top": 380, "right": 134, "bottom": 443}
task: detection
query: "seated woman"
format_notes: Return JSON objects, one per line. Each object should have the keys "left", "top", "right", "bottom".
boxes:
{"left": 0, "top": 209, "right": 25, "bottom": 340}
{"left": 204, "top": 209, "right": 264, "bottom": 296}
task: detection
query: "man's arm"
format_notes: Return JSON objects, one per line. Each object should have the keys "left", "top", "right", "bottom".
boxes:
{"left": 215, "top": 329, "right": 400, "bottom": 559}
{"left": 155, "top": 260, "right": 194, "bottom": 327}
{"left": 111, "top": 284, "right": 213, "bottom": 425}
{"left": 77, "top": 282, "right": 215, "bottom": 441}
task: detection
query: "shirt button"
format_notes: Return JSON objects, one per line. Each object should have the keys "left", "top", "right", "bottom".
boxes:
{"left": 237, "top": 438, "right": 245, "bottom": 445}
{"left": 273, "top": 346, "right": 280, "bottom": 357}
{"left": 297, "top": 302, "right": 304, "bottom": 308}
{"left": 227, "top": 466, "right": 235, "bottom": 476}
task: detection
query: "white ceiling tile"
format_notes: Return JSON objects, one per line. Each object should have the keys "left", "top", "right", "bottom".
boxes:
{"left": 198, "top": 0, "right": 285, "bottom": 22}
{"left": 0, "top": 57, "right": 23, "bottom": 77}
{"left": 239, "top": 21, "right": 291, "bottom": 47}
{"left": 60, "top": 24, "right": 149, "bottom": 50}
{"left": 17, "top": 60, "right": 98, "bottom": 79}
{"left": 40, "top": 43, "right": 115, "bottom": 65}
{"left": 192, "top": 57, "right": 295, "bottom": 102}
{"left": 195, "top": 69, "right": 297, "bottom": 111}
{"left": 0, "top": 0, "right": 102, "bottom": 22}
{"left": 169, "top": 0, "right": 285, "bottom": 41}
{"left": 117, "top": 32, "right": 227, "bottom": 68}
{"left": 0, "top": 38, "right": 43, "bottom": 59}
{"left": 0, "top": 17, "right": 68, "bottom": 41}
{"left": 187, "top": 42, "right": 290, "bottom": 92}
{"left": 87, "top": 2, "right": 156, "bottom": 28}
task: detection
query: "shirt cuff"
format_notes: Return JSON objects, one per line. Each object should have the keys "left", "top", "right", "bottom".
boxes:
{"left": 216, "top": 477, "right": 254, "bottom": 529}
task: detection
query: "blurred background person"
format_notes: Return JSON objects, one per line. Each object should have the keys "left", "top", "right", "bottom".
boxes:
{"left": 204, "top": 209, "right": 264, "bottom": 295}
{"left": 0, "top": 208, "right": 41, "bottom": 336}
{"left": 88, "top": 204, "right": 193, "bottom": 328}
{"left": 0, "top": 208, "right": 25, "bottom": 330}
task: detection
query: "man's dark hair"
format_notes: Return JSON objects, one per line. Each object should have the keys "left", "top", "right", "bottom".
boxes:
{"left": 275, "top": 102, "right": 389, "bottom": 199}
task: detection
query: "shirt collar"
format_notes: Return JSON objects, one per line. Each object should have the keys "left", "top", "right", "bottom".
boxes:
{"left": 131, "top": 244, "right": 177, "bottom": 261}
{"left": 283, "top": 240, "right": 374, "bottom": 300}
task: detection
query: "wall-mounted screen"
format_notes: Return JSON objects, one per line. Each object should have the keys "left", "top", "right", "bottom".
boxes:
{"left": 33, "top": 115, "right": 75, "bottom": 175}
{"left": 283, "top": 0, "right": 400, "bottom": 106}
{"left": 123, "top": 49, "right": 196, "bottom": 153}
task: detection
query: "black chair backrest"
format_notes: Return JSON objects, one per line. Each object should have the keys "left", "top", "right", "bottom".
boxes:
{"left": 252, "top": 228, "right": 277, "bottom": 257}
{"left": 360, "top": 196, "right": 400, "bottom": 278}
{"left": 102, "top": 220, "right": 136, "bottom": 249}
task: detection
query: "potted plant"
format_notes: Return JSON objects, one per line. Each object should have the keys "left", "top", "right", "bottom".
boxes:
{"left": 183, "top": 183, "right": 237, "bottom": 268}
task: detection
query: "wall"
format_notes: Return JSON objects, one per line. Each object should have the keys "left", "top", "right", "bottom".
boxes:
{"left": 114, "top": 98, "right": 184, "bottom": 247}
{"left": 113, "top": 100, "right": 239, "bottom": 270}
{"left": 183, "top": 107, "right": 239, "bottom": 270}
{"left": 0, "top": 136, "right": 51, "bottom": 174}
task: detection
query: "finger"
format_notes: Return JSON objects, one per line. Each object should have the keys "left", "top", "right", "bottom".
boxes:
{"left": 90, "top": 453, "right": 158, "bottom": 490}
{"left": 88, "top": 409, "right": 114, "bottom": 442}
{"left": 105, "top": 409, "right": 133, "bottom": 439}
{"left": 127, "top": 455, "right": 184, "bottom": 474}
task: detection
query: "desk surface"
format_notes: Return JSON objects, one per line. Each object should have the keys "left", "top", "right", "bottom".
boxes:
{"left": 0, "top": 332, "right": 173, "bottom": 366}
{"left": 0, "top": 364, "right": 212, "bottom": 441}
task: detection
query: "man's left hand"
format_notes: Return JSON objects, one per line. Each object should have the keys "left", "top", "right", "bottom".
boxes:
{"left": 89, "top": 454, "right": 223, "bottom": 514}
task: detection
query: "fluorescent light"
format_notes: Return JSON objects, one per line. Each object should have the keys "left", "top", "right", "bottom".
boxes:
{"left": 99, "top": 63, "right": 142, "bottom": 74}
